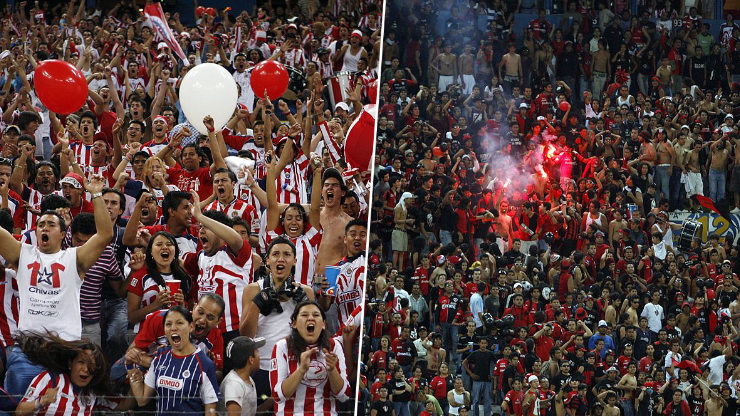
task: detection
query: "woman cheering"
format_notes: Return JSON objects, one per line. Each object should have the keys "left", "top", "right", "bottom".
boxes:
{"left": 271, "top": 300, "right": 351, "bottom": 416}
{"left": 127, "top": 306, "right": 219, "bottom": 416}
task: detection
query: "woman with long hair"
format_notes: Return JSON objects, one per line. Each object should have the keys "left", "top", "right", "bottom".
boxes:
{"left": 270, "top": 300, "right": 350, "bottom": 416}
{"left": 430, "top": 362, "right": 453, "bottom": 414}
{"left": 127, "top": 306, "right": 219, "bottom": 415}
{"left": 265, "top": 149, "right": 323, "bottom": 287}
{"left": 15, "top": 333, "right": 135, "bottom": 415}
{"left": 127, "top": 232, "right": 190, "bottom": 331}
{"left": 240, "top": 237, "right": 315, "bottom": 407}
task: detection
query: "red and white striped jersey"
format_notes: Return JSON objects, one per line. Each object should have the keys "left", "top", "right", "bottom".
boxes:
{"left": 141, "top": 139, "right": 170, "bottom": 156}
{"left": 69, "top": 140, "right": 95, "bottom": 167}
{"left": 21, "top": 372, "right": 117, "bottom": 415}
{"left": 82, "top": 163, "right": 115, "bottom": 188}
{"left": 234, "top": 184, "right": 263, "bottom": 231}
{"left": 184, "top": 240, "right": 253, "bottom": 332}
{"left": 21, "top": 185, "right": 44, "bottom": 231}
{"left": 280, "top": 48, "right": 307, "bottom": 70}
{"left": 317, "top": 60, "right": 334, "bottom": 80}
{"left": 270, "top": 337, "right": 351, "bottom": 416}
{"left": 265, "top": 226, "right": 322, "bottom": 287}
{"left": 276, "top": 151, "right": 309, "bottom": 204}
{"left": 204, "top": 198, "right": 258, "bottom": 229}
{"left": 334, "top": 253, "right": 365, "bottom": 327}
{"left": 0, "top": 268, "right": 18, "bottom": 348}
{"left": 318, "top": 121, "right": 343, "bottom": 165}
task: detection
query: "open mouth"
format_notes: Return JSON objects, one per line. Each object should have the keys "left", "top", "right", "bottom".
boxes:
{"left": 170, "top": 334, "right": 182, "bottom": 346}
{"left": 78, "top": 374, "right": 90, "bottom": 383}
{"left": 307, "top": 323, "right": 316, "bottom": 335}
{"left": 326, "top": 191, "right": 335, "bottom": 204}
{"left": 275, "top": 264, "right": 286, "bottom": 273}
{"left": 82, "top": 126, "right": 90, "bottom": 135}
{"left": 287, "top": 225, "right": 299, "bottom": 234}
{"left": 193, "top": 323, "right": 206, "bottom": 335}
{"left": 142, "top": 208, "right": 149, "bottom": 217}
{"left": 160, "top": 251, "right": 171, "bottom": 261}
{"left": 353, "top": 241, "right": 362, "bottom": 251}
{"left": 200, "top": 236, "right": 209, "bottom": 245}
{"left": 40, "top": 233, "right": 49, "bottom": 244}
{"left": 217, "top": 186, "right": 226, "bottom": 196}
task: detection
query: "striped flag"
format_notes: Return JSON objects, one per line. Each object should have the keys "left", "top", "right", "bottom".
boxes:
{"left": 143, "top": 1, "right": 187, "bottom": 61}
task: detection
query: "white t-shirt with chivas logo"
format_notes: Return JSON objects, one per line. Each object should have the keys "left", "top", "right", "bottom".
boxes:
{"left": 16, "top": 244, "right": 81, "bottom": 341}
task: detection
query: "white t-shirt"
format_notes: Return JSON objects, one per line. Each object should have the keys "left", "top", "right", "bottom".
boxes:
{"left": 708, "top": 355, "right": 727, "bottom": 385}
{"left": 219, "top": 370, "right": 256, "bottom": 416}
{"left": 641, "top": 303, "right": 664, "bottom": 333}
{"left": 16, "top": 244, "right": 81, "bottom": 341}
{"left": 470, "top": 292, "right": 484, "bottom": 328}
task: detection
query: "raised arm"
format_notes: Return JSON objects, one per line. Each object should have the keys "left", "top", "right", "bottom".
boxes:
{"left": 190, "top": 190, "right": 244, "bottom": 253}
{"left": 76, "top": 174, "right": 114, "bottom": 275}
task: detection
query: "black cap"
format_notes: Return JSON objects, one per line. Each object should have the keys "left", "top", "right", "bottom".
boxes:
{"left": 226, "top": 336, "right": 266, "bottom": 368}
{"left": 322, "top": 167, "right": 348, "bottom": 192}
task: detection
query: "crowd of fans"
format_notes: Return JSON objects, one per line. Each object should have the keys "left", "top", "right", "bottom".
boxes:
{"left": 0, "top": 0, "right": 375, "bottom": 414}
{"left": 365, "top": 1, "right": 740, "bottom": 416}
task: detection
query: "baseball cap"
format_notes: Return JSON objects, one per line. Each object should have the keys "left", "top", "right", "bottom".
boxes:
{"left": 528, "top": 375, "right": 539, "bottom": 383}
{"left": 519, "top": 103, "right": 529, "bottom": 109}
{"left": 60, "top": 172, "right": 84, "bottom": 189}
{"left": 322, "top": 167, "right": 348, "bottom": 192}
{"left": 335, "top": 102, "right": 350, "bottom": 112}
{"left": 514, "top": 282, "right": 523, "bottom": 289}
{"left": 157, "top": 42, "right": 169, "bottom": 50}
{"left": 598, "top": 320, "right": 608, "bottom": 328}
{"left": 438, "top": 255, "right": 447, "bottom": 265}
{"left": 3, "top": 125, "right": 19, "bottom": 135}
{"left": 575, "top": 307, "right": 587, "bottom": 320}
{"left": 226, "top": 336, "right": 266, "bottom": 360}
{"left": 607, "top": 366, "right": 618, "bottom": 372}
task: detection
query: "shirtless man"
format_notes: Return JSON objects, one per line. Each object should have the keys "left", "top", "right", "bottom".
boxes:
{"left": 458, "top": 45, "right": 476, "bottom": 96}
{"left": 314, "top": 167, "right": 353, "bottom": 275}
{"left": 499, "top": 43, "right": 523, "bottom": 95}
{"left": 494, "top": 199, "right": 514, "bottom": 254}
{"left": 618, "top": 363, "right": 638, "bottom": 414}
{"left": 704, "top": 385, "right": 727, "bottom": 416}
{"left": 596, "top": 390, "right": 621, "bottom": 416}
{"left": 654, "top": 130, "right": 675, "bottom": 200}
{"left": 708, "top": 137, "right": 730, "bottom": 203}
{"left": 684, "top": 140, "right": 704, "bottom": 205}
{"left": 591, "top": 39, "right": 611, "bottom": 100}
{"left": 655, "top": 58, "right": 674, "bottom": 93}
{"left": 431, "top": 43, "right": 458, "bottom": 93}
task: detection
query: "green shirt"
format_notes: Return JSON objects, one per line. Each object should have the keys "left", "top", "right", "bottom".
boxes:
{"left": 697, "top": 33, "right": 715, "bottom": 55}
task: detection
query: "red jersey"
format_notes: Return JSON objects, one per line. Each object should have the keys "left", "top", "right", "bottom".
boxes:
{"left": 166, "top": 165, "right": 214, "bottom": 200}
{"left": 504, "top": 389, "right": 525, "bottom": 416}
{"left": 412, "top": 266, "right": 431, "bottom": 296}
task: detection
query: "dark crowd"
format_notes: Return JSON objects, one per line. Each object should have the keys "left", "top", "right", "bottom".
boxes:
{"left": 364, "top": 1, "right": 740, "bottom": 416}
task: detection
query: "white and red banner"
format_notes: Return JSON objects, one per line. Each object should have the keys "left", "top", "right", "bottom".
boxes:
{"left": 144, "top": 2, "right": 188, "bottom": 61}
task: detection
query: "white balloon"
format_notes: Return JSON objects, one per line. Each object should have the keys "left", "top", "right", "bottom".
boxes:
{"left": 179, "top": 63, "right": 238, "bottom": 134}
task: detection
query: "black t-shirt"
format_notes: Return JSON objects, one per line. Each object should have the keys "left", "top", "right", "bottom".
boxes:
{"left": 501, "top": 364, "right": 519, "bottom": 392}
{"left": 372, "top": 399, "right": 394, "bottom": 416}
{"left": 392, "top": 377, "right": 411, "bottom": 402}
{"left": 593, "top": 377, "right": 618, "bottom": 395}
{"left": 467, "top": 349, "right": 496, "bottom": 380}
{"left": 458, "top": 333, "right": 480, "bottom": 360}
{"left": 552, "top": 372, "right": 584, "bottom": 393}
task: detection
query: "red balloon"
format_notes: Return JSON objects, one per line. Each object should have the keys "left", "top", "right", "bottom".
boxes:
{"left": 250, "top": 60, "right": 289, "bottom": 100}
{"left": 344, "top": 107, "right": 375, "bottom": 171}
{"left": 559, "top": 100, "right": 570, "bottom": 111}
{"left": 34, "top": 60, "right": 88, "bottom": 115}
{"left": 196, "top": 6, "right": 205, "bottom": 16}
{"left": 205, "top": 7, "right": 216, "bottom": 16}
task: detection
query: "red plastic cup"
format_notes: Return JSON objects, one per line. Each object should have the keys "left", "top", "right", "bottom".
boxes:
{"left": 165, "top": 281, "right": 181, "bottom": 304}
